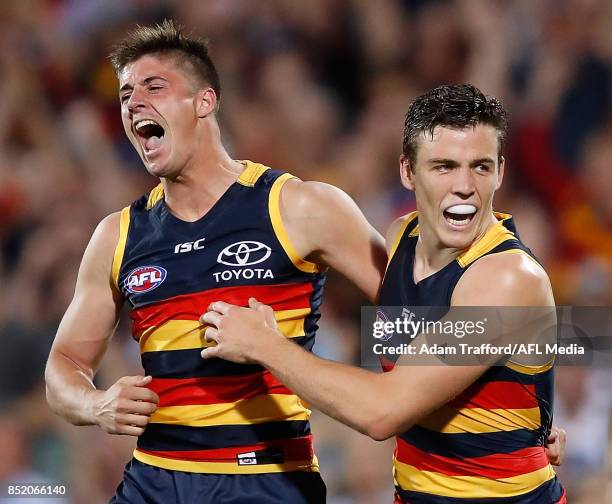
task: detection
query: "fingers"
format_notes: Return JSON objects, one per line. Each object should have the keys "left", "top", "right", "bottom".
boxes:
{"left": 204, "top": 326, "right": 219, "bottom": 343}
{"left": 208, "top": 301, "right": 231, "bottom": 315}
{"left": 248, "top": 297, "right": 263, "bottom": 309}
{"left": 118, "top": 375, "right": 152, "bottom": 386}
{"left": 116, "top": 424, "right": 146, "bottom": 436}
{"left": 130, "top": 386, "right": 160, "bottom": 404}
{"left": 123, "top": 399, "right": 157, "bottom": 416}
{"left": 118, "top": 413, "right": 152, "bottom": 428}
{"left": 201, "top": 346, "right": 220, "bottom": 359}
{"left": 200, "top": 311, "right": 221, "bottom": 328}
{"left": 249, "top": 298, "right": 277, "bottom": 327}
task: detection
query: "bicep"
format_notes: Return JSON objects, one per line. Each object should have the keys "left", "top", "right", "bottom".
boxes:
{"left": 50, "top": 215, "right": 123, "bottom": 376}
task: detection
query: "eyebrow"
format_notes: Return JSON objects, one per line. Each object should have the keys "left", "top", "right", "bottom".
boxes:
{"left": 426, "top": 157, "right": 495, "bottom": 166}
{"left": 119, "top": 76, "right": 168, "bottom": 93}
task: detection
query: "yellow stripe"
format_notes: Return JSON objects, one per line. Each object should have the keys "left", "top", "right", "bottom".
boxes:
{"left": 457, "top": 213, "right": 516, "bottom": 268}
{"left": 133, "top": 449, "right": 319, "bottom": 474}
{"left": 139, "top": 308, "right": 310, "bottom": 353}
{"left": 146, "top": 183, "right": 164, "bottom": 210}
{"left": 269, "top": 173, "right": 320, "bottom": 273}
{"left": 506, "top": 359, "right": 554, "bottom": 375}
{"left": 111, "top": 206, "right": 131, "bottom": 290}
{"left": 236, "top": 160, "right": 270, "bottom": 187}
{"left": 394, "top": 460, "right": 555, "bottom": 498}
{"left": 418, "top": 406, "right": 541, "bottom": 434}
{"left": 387, "top": 212, "right": 418, "bottom": 264}
{"left": 150, "top": 394, "right": 310, "bottom": 427}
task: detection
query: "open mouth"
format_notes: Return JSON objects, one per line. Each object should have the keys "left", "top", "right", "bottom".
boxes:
{"left": 443, "top": 204, "right": 477, "bottom": 227}
{"left": 134, "top": 119, "right": 165, "bottom": 156}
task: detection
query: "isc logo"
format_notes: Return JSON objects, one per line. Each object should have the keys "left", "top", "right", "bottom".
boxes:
{"left": 174, "top": 238, "right": 205, "bottom": 254}
{"left": 124, "top": 266, "right": 167, "bottom": 294}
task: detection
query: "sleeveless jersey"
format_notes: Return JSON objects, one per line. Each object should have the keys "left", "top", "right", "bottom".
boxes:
{"left": 111, "top": 161, "right": 326, "bottom": 475}
{"left": 379, "top": 212, "right": 565, "bottom": 503}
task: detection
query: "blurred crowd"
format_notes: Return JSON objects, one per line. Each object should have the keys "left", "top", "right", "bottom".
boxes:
{"left": 0, "top": 0, "right": 611, "bottom": 502}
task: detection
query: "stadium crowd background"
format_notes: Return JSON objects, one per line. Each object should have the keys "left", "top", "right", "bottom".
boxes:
{"left": 0, "top": 0, "right": 611, "bottom": 502}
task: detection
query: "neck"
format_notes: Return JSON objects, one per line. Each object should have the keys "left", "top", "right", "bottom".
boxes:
{"left": 413, "top": 212, "right": 498, "bottom": 283}
{"left": 162, "top": 121, "right": 244, "bottom": 222}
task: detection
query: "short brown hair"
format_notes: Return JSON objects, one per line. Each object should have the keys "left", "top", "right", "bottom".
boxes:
{"left": 403, "top": 84, "right": 507, "bottom": 167}
{"left": 109, "top": 19, "right": 221, "bottom": 100}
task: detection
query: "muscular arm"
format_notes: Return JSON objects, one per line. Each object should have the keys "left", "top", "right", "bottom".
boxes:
{"left": 45, "top": 213, "right": 122, "bottom": 425}
{"left": 202, "top": 250, "right": 554, "bottom": 441}
{"left": 45, "top": 213, "right": 158, "bottom": 434}
{"left": 280, "top": 179, "right": 387, "bottom": 302}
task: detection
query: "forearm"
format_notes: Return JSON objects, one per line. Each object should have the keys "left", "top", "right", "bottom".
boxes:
{"left": 45, "top": 351, "right": 102, "bottom": 426}
{"left": 254, "top": 338, "right": 389, "bottom": 439}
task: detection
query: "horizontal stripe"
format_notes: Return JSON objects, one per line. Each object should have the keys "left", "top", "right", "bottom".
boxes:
{"left": 396, "top": 438, "right": 549, "bottom": 479}
{"left": 138, "top": 420, "right": 311, "bottom": 451}
{"left": 399, "top": 426, "right": 542, "bottom": 459}
{"left": 394, "top": 459, "right": 555, "bottom": 498}
{"left": 139, "top": 308, "right": 309, "bottom": 353}
{"left": 449, "top": 381, "right": 537, "bottom": 410}
{"left": 150, "top": 370, "right": 292, "bottom": 407}
{"left": 133, "top": 449, "right": 319, "bottom": 474}
{"left": 141, "top": 336, "right": 313, "bottom": 378}
{"left": 150, "top": 394, "right": 310, "bottom": 427}
{"left": 138, "top": 434, "right": 312, "bottom": 462}
{"left": 418, "top": 405, "right": 541, "bottom": 434}
{"left": 131, "top": 282, "right": 314, "bottom": 335}
{"left": 395, "top": 476, "right": 564, "bottom": 503}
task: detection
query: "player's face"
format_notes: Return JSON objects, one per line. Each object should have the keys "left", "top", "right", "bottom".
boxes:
{"left": 119, "top": 54, "right": 202, "bottom": 178}
{"left": 401, "top": 124, "right": 505, "bottom": 250}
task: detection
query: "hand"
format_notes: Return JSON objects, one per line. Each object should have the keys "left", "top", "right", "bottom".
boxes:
{"left": 92, "top": 375, "right": 159, "bottom": 436}
{"left": 200, "top": 298, "right": 283, "bottom": 363}
{"left": 545, "top": 425, "right": 567, "bottom": 466}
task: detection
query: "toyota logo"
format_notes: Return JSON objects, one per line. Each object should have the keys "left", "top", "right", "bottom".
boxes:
{"left": 217, "top": 241, "right": 272, "bottom": 267}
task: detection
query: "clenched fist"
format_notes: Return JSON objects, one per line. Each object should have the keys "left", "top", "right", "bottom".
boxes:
{"left": 92, "top": 375, "right": 159, "bottom": 436}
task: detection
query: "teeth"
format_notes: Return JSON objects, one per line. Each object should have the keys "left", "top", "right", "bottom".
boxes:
{"left": 445, "top": 204, "right": 477, "bottom": 215}
{"left": 447, "top": 217, "right": 470, "bottom": 225}
{"left": 134, "top": 119, "right": 159, "bottom": 132}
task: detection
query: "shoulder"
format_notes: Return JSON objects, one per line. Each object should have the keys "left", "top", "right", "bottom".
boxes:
{"left": 278, "top": 179, "right": 369, "bottom": 230}
{"left": 280, "top": 179, "right": 356, "bottom": 214}
{"left": 385, "top": 212, "right": 417, "bottom": 256}
{"left": 83, "top": 212, "right": 124, "bottom": 268}
{"left": 453, "top": 251, "right": 554, "bottom": 306}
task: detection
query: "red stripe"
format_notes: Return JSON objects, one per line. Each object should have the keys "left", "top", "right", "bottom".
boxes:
{"left": 131, "top": 282, "right": 314, "bottom": 335}
{"left": 150, "top": 370, "right": 293, "bottom": 407}
{"left": 138, "top": 435, "right": 313, "bottom": 463}
{"left": 449, "top": 381, "right": 537, "bottom": 410}
{"left": 396, "top": 437, "right": 549, "bottom": 479}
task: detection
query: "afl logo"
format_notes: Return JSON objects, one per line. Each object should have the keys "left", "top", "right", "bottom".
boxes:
{"left": 217, "top": 241, "right": 271, "bottom": 267}
{"left": 124, "top": 266, "right": 167, "bottom": 294}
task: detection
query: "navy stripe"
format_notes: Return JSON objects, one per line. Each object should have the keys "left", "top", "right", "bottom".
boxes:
{"left": 399, "top": 426, "right": 541, "bottom": 459}
{"left": 395, "top": 476, "right": 563, "bottom": 503}
{"left": 138, "top": 420, "right": 311, "bottom": 451}
{"left": 142, "top": 336, "right": 313, "bottom": 378}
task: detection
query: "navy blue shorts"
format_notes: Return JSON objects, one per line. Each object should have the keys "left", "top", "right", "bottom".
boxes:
{"left": 109, "top": 459, "right": 326, "bottom": 504}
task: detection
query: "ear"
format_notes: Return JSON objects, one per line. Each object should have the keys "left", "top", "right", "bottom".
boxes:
{"left": 195, "top": 88, "right": 217, "bottom": 118}
{"left": 495, "top": 156, "right": 505, "bottom": 191}
{"left": 399, "top": 154, "right": 416, "bottom": 192}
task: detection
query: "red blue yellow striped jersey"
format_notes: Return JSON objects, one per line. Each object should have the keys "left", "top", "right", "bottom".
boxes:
{"left": 111, "top": 161, "right": 326, "bottom": 474}
{"left": 379, "top": 212, "right": 565, "bottom": 503}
